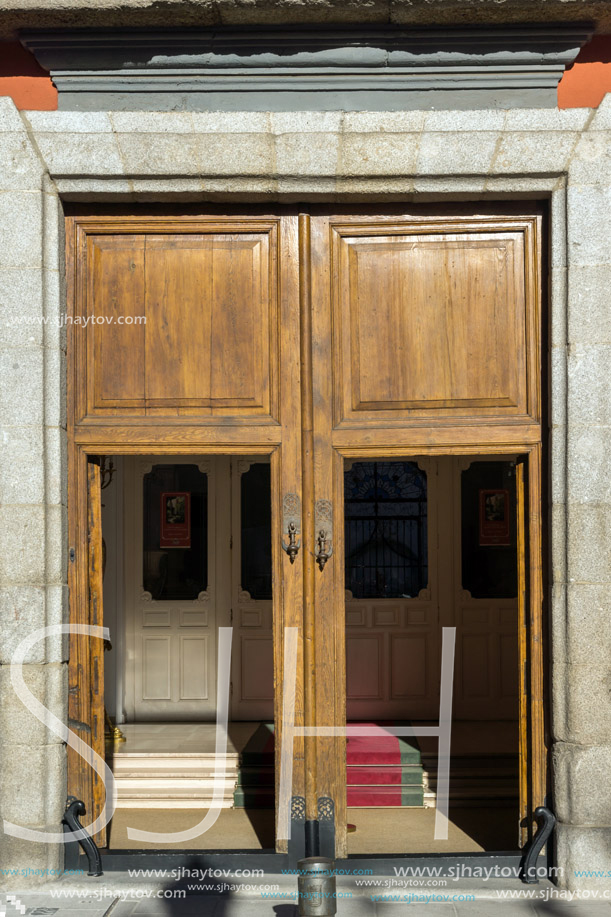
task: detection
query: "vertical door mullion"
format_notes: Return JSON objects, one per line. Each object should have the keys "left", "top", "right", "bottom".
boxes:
{"left": 308, "top": 212, "right": 348, "bottom": 858}
{"left": 273, "top": 213, "right": 305, "bottom": 853}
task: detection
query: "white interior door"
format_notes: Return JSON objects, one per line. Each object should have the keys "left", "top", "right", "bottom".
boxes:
{"left": 345, "top": 458, "right": 440, "bottom": 720}
{"left": 123, "top": 455, "right": 274, "bottom": 723}
{"left": 124, "top": 456, "right": 219, "bottom": 721}
{"left": 345, "top": 456, "right": 519, "bottom": 722}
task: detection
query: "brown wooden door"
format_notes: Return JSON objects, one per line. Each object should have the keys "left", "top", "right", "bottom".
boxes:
{"left": 307, "top": 207, "right": 544, "bottom": 855}
{"left": 67, "top": 206, "right": 544, "bottom": 855}
{"left": 67, "top": 456, "right": 107, "bottom": 846}
{"left": 67, "top": 212, "right": 305, "bottom": 849}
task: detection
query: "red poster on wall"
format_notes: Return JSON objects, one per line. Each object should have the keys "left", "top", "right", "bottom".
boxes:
{"left": 479, "top": 489, "right": 510, "bottom": 546}
{"left": 160, "top": 492, "right": 191, "bottom": 548}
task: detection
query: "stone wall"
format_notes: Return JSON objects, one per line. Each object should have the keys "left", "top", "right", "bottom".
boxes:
{"left": 0, "top": 99, "right": 68, "bottom": 882}
{"left": 1, "top": 0, "right": 611, "bottom": 41}
{"left": 0, "top": 95, "right": 610, "bottom": 890}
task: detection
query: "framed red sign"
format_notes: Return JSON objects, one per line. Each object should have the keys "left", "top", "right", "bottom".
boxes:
{"left": 479, "top": 489, "right": 510, "bottom": 546}
{"left": 160, "top": 492, "right": 191, "bottom": 548}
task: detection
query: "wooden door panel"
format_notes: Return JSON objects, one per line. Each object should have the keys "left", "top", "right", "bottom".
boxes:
{"left": 80, "top": 222, "right": 278, "bottom": 421}
{"left": 90, "top": 235, "right": 146, "bottom": 409}
{"left": 342, "top": 235, "right": 522, "bottom": 410}
{"left": 327, "top": 216, "right": 540, "bottom": 432}
{"left": 145, "top": 234, "right": 271, "bottom": 411}
{"left": 66, "top": 457, "right": 106, "bottom": 847}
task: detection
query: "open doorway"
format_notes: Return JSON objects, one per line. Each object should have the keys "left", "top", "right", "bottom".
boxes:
{"left": 342, "top": 456, "right": 521, "bottom": 855}
{"left": 100, "top": 454, "right": 276, "bottom": 850}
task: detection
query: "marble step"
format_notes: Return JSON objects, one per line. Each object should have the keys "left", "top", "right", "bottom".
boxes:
{"left": 113, "top": 753, "right": 239, "bottom": 769}
{"left": 111, "top": 752, "right": 239, "bottom": 808}
{"left": 114, "top": 798, "right": 236, "bottom": 809}
{"left": 115, "top": 776, "right": 237, "bottom": 790}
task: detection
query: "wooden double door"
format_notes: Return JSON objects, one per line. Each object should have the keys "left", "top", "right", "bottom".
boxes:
{"left": 67, "top": 205, "right": 545, "bottom": 853}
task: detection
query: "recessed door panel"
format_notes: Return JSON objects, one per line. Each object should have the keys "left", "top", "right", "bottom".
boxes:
{"left": 346, "top": 634, "right": 383, "bottom": 699}
{"left": 80, "top": 222, "right": 279, "bottom": 422}
{"left": 390, "top": 633, "right": 428, "bottom": 698}
{"left": 241, "top": 637, "right": 274, "bottom": 701}
{"left": 142, "top": 637, "right": 171, "bottom": 700}
{"left": 90, "top": 235, "right": 146, "bottom": 407}
{"left": 325, "top": 216, "right": 540, "bottom": 431}
{"left": 145, "top": 235, "right": 271, "bottom": 411}
{"left": 180, "top": 636, "right": 209, "bottom": 700}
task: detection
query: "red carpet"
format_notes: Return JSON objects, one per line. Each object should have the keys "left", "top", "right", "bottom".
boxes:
{"left": 346, "top": 723, "right": 424, "bottom": 806}
{"left": 235, "top": 722, "right": 424, "bottom": 808}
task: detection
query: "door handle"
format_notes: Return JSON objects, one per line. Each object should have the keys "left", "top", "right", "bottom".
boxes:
{"left": 315, "top": 499, "right": 333, "bottom": 571}
{"left": 316, "top": 529, "right": 332, "bottom": 571}
{"left": 282, "top": 522, "right": 300, "bottom": 564}
{"left": 281, "top": 493, "right": 301, "bottom": 564}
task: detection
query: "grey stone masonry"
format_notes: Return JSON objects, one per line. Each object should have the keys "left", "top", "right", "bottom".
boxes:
{"left": 0, "top": 100, "right": 68, "bottom": 887}
{"left": 0, "top": 93, "right": 611, "bottom": 891}
{"left": 1, "top": 0, "right": 611, "bottom": 38}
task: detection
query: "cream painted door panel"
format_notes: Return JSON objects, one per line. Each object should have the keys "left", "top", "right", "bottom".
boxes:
{"left": 124, "top": 456, "right": 219, "bottom": 721}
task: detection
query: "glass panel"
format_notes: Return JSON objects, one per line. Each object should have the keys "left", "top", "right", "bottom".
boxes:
{"left": 241, "top": 463, "right": 272, "bottom": 600}
{"left": 461, "top": 461, "right": 518, "bottom": 599}
{"left": 344, "top": 461, "right": 428, "bottom": 599}
{"left": 143, "top": 464, "right": 207, "bottom": 601}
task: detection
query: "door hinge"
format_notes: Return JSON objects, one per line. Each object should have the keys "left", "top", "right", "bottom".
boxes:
{"left": 230, "top": 535, "right": 233, "bottom": 550}
{"left": 69, "top": 547, "right": 76, "bottom": 563}
{"left": 230, "top": 608, "right": 233, "bottom": 624}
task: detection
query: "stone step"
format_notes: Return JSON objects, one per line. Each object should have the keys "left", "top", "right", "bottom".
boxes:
{"left": 116, "top": 794, "right": 233, "bottom": 809}
{"left": 112, "top": 753, "right": 239, "bottom": 770}
{"left": 115, "top": 768, "right": 238, "bottom": 779}
{"left": 115, "top": 777, "right": 237, "bottom": 791}
{"left": 111, "top": 752, "right": 239, "bottom": 809}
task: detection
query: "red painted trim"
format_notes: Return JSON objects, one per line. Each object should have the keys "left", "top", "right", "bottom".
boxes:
{"left": 558, "top": 35, "right": 611, "bottom": 108}
{"left": 0, "top": 42, "right": 57, "bottom": 110}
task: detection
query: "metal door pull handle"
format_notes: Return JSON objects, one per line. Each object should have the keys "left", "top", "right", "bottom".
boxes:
{"left": 282, "top": 521, "right": 301, "bottom": 563}
{"left": 316, "top": 529, "right": 332, "bottom": 571}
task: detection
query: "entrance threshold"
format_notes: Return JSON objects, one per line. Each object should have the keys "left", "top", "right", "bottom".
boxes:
{"left": 73, "top": 849, "right": 543, "bottom": 877}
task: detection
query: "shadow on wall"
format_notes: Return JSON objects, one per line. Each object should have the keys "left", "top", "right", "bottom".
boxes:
{"left": 558, "top": 34, "right": 611, "bottom": 107}
{"left": 0, "top": 41, "right": 57, "bottom": 110}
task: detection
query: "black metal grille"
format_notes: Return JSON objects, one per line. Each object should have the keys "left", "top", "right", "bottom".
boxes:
{"left": 344, "top": 461, "right": 428, "bottom": 599}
